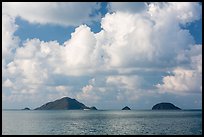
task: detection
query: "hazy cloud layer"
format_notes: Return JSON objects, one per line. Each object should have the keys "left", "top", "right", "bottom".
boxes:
{"left": 3, "top": 2, "right": 101, "bottom": 26}
{"left": 108, "top": 2, "right": 148, "bottom": 13}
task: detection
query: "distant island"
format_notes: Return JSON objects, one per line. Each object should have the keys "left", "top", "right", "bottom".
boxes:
{"left": 33, "top": 97, "right": 182, "bottom": 111}
{"left": 22, "top": 107, "right": 30, "bottom": 110}
{"left": 152, "top": 102, "right": 181, "bottom": 110}
{"left": 89, "top": 106, "right": 98, "bottom": 110}
{"left": 34, "top": 97, "right": 96, "bottom": 110}
{"left": 122, "top": 106, "right": 131, "bottom": 110}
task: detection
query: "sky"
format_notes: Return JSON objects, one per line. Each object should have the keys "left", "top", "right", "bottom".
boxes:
{"left": 2, "top": 2, "right": 202, "bottom": 110}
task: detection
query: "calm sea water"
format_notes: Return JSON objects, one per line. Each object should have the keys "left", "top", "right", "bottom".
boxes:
{"left": 2, "top": 110, "right": 202, "bottom": 135}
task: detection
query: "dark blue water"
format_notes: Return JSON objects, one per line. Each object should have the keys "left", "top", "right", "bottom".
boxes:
{"left": 2, "top": 110, "right": 202, "bottom": 135}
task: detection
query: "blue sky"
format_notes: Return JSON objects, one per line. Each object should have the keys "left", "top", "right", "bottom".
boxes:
{"left": 14, "top": 17, "right": 76, "bottom": 45}
{"left": 2, "top": 2, "right": 202, "bottom": 109}
{"left": 14, "top": 2, "right": 109, "bottom": 44}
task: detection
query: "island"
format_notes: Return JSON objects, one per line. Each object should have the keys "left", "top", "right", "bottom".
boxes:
{"left": 152, "top": 102, "right": 181, "bottom": 110}
{"left": 34, "top": 97, "right": 90, "bottom": 110}
{"left": 122, "top": 106, "right": 131, "bottom": 110}
{"left": 22, "top": 107, "right": 30, "bottom": 110}
{"left": 90, "top": 106, "right": 98, "bottom": 110}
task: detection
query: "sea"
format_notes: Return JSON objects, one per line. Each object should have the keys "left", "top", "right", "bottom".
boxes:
{"left": 2, "top": 110, "right": 202, "bottom": 135}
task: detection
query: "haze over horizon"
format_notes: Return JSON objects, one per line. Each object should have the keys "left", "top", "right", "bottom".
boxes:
{"left": 2, "top": 2, "right": 202, "bottom": 110}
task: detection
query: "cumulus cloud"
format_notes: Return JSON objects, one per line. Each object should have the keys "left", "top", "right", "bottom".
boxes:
{"left": 105, "top": 75, "right": 144, "bottom": 101}
{"left": 63, "top": 25, "right": 97, "bottom": 69}
{"left": 2, "top": 2, "right": 101, "bottom": 26}
{"left": 156, "top": 67, "right": 202, "bottom": 94}
{"left": 2, "top": 79, "right": 14, "bottom": 88}
{"left": 77, "top": 84, "right": 101, "bottom": 106}
{"left": 2, "top": 14, "right": 19, "bottom": 64}
{"left": 2, "top": 2, "right": 202, "bottom": 109}
{"left": 76, "top": 75, "right": 145, "bottom": 107}
{"left": 2, "top": 14, "right": 20, "bottom": 97}
{"left": 106, "top": 75, "right": 142, "bottom": 90}
{"left": 156, "top": 45, "right": 202, "bottom": 94}
{"left": 148, "top": 2, "right": 201, "bottom": 24}
{"left": 97, "top": 8, "right": 195, "bottom": 68}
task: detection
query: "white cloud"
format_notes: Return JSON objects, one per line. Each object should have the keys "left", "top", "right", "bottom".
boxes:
{"left": 82, "top": 85, "right": 93, "bottom": 93}
{"left": 99, "top": 12, "right": 155, "bottom": 67}
{"left": 2, "top": 14, "right": 19, "bottom": 64}
{"left": 63, "top": 25, "right": 97, "bottom": 68}
{"left": 156, "top": 67, "right": 201, "bottom": 94}
{"left": 108, "top": 2, "right": 147, "bottom": 13}
{"left": 148, "top": 2, "right": 201, "bottom": 24}
{"left": 170, "top": 2, "right": 202, "bottom": 23}
{"left": 104, "top": 75, "right": 147, "bottom": 102}
{"left": 88, "top": 78, "right": 96, "bottom": 85}
{"left": 2, "top": 79, "right": 14, "bottom": 88}
{"left": 76, "top": 75, "right": 144, "bottom": 107}
{"left": 106, "top": 75, "right": 141, "bottom": 90}
{"left": 98, "top": 10, "right": 195, "bottom": 68}
{"left": 77, "top": 84, "right": 100, "bottom": 105}
{"left": 2, "top": 14, "right": 20, "bottom": 94}
{"left": 156, "top": 45, "right": 202, "bottom": 94}
{"left": 3, "top": 2, "right": 101, "bottom": 26}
